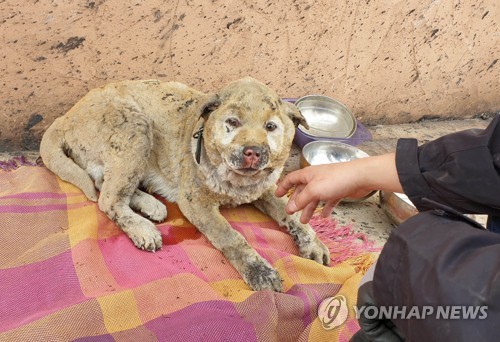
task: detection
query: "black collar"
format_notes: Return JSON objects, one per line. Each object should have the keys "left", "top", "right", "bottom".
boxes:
{"left": 192, "top": 125, "right": 204, "bottom": 164}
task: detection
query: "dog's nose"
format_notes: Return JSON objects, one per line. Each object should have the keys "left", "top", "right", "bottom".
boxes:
{"left": 242, "top": 146, "right": 264, "bottom": 168}
{"left": 243, "top": 146, "right": 262, "bottom": 159}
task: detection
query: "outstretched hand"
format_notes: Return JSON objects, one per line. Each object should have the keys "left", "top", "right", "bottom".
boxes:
{"left": 275, "top": 153, "right": 403, "bottom": 224}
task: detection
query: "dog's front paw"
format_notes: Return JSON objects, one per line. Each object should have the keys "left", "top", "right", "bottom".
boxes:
{"left": 243, "top": 261, "right": 283, "bottom": 292}
{"left": 129, "top": 221, "right": 163, "bottom": 251}
{"left": 299, "top": 235, "right": 331, "bottom": 266}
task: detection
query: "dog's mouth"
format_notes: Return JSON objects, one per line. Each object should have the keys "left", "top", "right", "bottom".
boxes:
{"left": 230, "top": 166, "right": 275, "bottom": 177}
{"left": 224, "top": 148, "right": 273, "bottom": 177}
{"left": 232, "top": 167, "right": 261, "bottom": 176}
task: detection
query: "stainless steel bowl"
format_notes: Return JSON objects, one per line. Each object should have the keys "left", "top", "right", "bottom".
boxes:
{"left": 300, "top": 141, "right": 369, "bottom": 168}
{"left": 295, "top": 95, "right": 356, "bottom": 139}
{"left": 300, "top": 141, "right": 375, "bottom": 202}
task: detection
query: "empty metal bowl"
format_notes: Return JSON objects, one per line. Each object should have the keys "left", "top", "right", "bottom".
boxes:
{"left": 300, "top": 141, "right": 369, "bottom": 168}
{"left": 295, "top": 95, "right": 356, "bottom": 139}
{"left": 300, "top": 141, "right": 375, "bottom": 202}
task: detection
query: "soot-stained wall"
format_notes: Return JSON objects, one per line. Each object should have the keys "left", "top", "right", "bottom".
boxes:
{"left": 0, "top": 0, "right": 498, "bottom": 150}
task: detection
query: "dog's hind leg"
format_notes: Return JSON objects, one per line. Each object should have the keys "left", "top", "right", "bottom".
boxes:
{"left": 130, "top": 189, "right": 168, "bottom": 222}
{"left": 98, "top": 165, "right": 163, "bottom": 251}
{"left": 97, "top": 112, "right": 162, "bottom": 251}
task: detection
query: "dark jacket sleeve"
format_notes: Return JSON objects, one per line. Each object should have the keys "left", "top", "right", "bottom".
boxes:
{"left": 373, "top": 116, "right": 500, "bottom": 341}
{"left": 395, "top": 115, "right": 500, "bottom": 215}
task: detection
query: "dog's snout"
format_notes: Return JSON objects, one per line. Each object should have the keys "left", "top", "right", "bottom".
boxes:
{"left": 243, "top": 146, "right": 262, "bottom": 159}
{"left": 242, "top": 146, "right": 267, "bottom": 169}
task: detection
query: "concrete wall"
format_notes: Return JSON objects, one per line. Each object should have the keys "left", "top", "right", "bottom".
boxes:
{"left": 1, "top": 0, "right": 498, "bottom": 151}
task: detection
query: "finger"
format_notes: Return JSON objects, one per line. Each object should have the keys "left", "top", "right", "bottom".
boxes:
{"left": 285, "top": 184, "right": 305, "bottom": 214}
{"left": 291, "top": 184, "right": 318, "bottom": 213}
{"left": 321, "top": 200, "right": 340, "bottom": 218}
{"left": 300, "top": 200, "right": 319, "bottom": 224}
{"left": 275, "top": 169, "right": 307, "bottom": 197}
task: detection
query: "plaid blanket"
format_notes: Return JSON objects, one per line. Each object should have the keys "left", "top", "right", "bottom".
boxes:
{"left": 0, "top": 165, "right": 377, "bottom": 341}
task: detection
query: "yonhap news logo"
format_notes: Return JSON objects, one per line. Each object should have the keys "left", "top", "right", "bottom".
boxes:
{"left": 355, "top": 305, "right": 488, "bottom": 320}
{"left": 318, "top": 295, "right": 488, "bottom": 330}
{"left": 317, "top": 295, "right": 349, "bottom": 330}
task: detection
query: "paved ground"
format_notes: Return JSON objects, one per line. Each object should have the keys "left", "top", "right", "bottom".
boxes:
{"left": 0, "top": 118, "right": 492, "bottom": 247}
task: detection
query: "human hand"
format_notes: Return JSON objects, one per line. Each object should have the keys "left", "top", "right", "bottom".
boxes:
{"left": 275, "top": 153, "right": 402, "bottom": 224}
{"left": 275, "top": 162, "right": 371, "bottom": 223}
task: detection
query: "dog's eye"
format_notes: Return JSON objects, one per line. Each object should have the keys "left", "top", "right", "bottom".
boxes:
{"left": 225, "top": 117, "right": 241, "bottom": 128}
{"left": 265, "top": 122, "right": 277, "bottom": 132}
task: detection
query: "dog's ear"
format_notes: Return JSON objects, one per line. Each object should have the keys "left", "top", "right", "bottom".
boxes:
{"left": 200, "top": 95, "right": 221, "bottom": 120}
{"left": 283, "top": 101, "right": 309, "bottom": 129}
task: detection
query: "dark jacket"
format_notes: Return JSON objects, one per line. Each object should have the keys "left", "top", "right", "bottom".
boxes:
{"left": 373, "top": 115, "right": 500, "bottom": 341}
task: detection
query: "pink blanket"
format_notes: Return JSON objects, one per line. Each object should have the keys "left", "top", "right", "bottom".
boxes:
{"left": 0, "top": 164, "right": 378, "bottom": 341}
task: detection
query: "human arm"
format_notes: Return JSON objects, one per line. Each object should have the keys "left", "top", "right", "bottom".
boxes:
{"left": 397, "top": 115, "right": 500, "bottom": 215}
{"left": 369, "top": 116, "right": 500, "bottom": 340}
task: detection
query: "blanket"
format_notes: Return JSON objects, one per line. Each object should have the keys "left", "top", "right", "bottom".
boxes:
{"left": 0, "top": 163, "right": 378, "bottom": 341}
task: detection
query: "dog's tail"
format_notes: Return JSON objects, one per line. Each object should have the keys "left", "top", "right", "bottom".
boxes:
{"left": 39, "top": 120, "right": 98, "bottom": 201}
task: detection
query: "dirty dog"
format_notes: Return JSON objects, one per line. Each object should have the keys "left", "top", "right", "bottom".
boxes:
{"left": 40, "top": 77, "right": 330, "bottom": 291}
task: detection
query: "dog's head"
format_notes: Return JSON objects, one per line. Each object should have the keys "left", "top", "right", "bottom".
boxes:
{"left": 196, "top": 77, "right": 308, "bottom": 185}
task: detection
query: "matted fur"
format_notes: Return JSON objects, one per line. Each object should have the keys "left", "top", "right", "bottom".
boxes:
{"left": 40, "top": 77, "right": 330, "bottom": 291}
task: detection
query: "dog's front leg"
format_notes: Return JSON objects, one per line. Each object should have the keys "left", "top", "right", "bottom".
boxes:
{"left": 253, "top": 185, "right": 330, "bottom": 266}
{"left": 177, "top": 195, "right": 283, "bottom": 292}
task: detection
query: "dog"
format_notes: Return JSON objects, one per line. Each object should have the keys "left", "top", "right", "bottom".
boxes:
{"left": 40, "top": 77, "right": 330, "bottom": 291}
